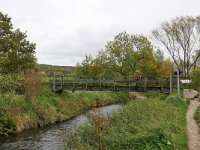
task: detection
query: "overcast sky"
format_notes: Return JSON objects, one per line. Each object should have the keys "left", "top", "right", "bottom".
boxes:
{"left": 0, "top": 0, "right": 200, "bottom": 66}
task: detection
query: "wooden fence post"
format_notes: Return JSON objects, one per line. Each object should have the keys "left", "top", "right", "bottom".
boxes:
{"left": 144, "top": 77, "right": 147, "bottom": 92}
{"left": 177, "top": 69, "right": 180, "bottom": 98}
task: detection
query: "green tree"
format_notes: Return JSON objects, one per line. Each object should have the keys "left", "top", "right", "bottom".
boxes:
{"left": 75, "top": 54, "right": 94, "bottom": 76}
{"left": 97, "top": 32, "right": 157, "bottom": 77}
{"left": 0, "top": 12, "right": 36, "bottom": 75}
{"left": 0, "top": 12, "right": 38, "bottom": 101}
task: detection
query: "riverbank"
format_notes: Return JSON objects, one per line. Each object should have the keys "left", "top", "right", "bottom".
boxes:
{"left": 0, "top": 104, "right": 122, "bottom": 150}
{"left": 66, "top": 93, "right": 188, "bottom": 149}
{"left": 0, "top": 86, "right": 133, "bottom": 136}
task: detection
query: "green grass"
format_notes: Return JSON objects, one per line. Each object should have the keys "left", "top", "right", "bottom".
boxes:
{"left": 66, "top": 94, "right": 188, "bottom": 150}
{"left": 194, "top": 106, "right": 200, "bottom": 127}
{"left": 0, "top": 86, "right": 132, "bottom": 136}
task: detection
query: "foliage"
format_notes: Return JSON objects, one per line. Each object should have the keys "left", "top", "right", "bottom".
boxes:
{"left": 75, "top": 54, "right": 103, "bottom": 76}
{"left": 99, "top": 32, "right": 157, "bottom": 77}
{"left": 157, "top": 59, "right": 174, "bottom": 77}
{"left": 190, "top": 68, "right": 200, "bottom": 90}
{"left": 154, "top": 48, "right": 164, "bottom": 63}
{"left": 0, "top": 74, "right": 16, "bottom": 93}
{"left": 66, "top": 94, "right": 187, "bottom": 150}
{"left": 0, "top": 11, "right": 38, "bottom": 99}
{"left": 0, "top": 12, "right": 36, "bottom": 75}
{"left": 22, "top": 69, "right": 43, "bottom": 101}
{"left": 76, "top": 32, "right": 160, "bottom": 77}
{"left": 152, "top": 16, "right": 200, "bottom": 77}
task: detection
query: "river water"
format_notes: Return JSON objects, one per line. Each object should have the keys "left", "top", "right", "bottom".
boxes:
{"left": 0, "top": 104, "right": 122, "bottom": 150}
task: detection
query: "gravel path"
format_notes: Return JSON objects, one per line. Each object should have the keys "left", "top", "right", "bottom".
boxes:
{"left": 186, "top": 99, "right": 200, "bottom": 150}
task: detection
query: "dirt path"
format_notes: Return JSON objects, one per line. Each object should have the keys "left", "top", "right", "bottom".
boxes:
{"left": 130, "top": 92, "right": 146, "bottom": 100}
{"left": 186, "top": 99, "right": 200, "bottom": 150}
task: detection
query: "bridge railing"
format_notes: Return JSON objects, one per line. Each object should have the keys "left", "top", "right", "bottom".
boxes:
{"left": 49, "top": 75, "right": 171, "bottom": 93}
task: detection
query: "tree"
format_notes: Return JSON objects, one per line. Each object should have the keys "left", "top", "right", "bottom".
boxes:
{"left": 0, "top": 12, "right": 36, "bottom": 75}
{"left": 190, "top": 68, "right": 200, "bottom": 90}
{"left": 157, "top": 59, "right": 174, "bottom": 77}
{"left": 154, "top": 48, "right": 164, "bottom": 63}
{"left": 152, "top": 16, "right": 200, "bottom": 77}
{"left": 97, "top": 32, "right": 157, "bottom": 77}
{"left": 0, "top": 12, "right": 38, "bottom": 101}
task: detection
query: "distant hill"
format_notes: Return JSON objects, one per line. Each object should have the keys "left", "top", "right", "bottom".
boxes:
{"left": 37, "top": 64, "right": 76, "bottom": 75}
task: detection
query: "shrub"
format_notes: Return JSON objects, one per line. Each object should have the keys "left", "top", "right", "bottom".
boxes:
{"left": 23, "top": 69, "right": 43, "bottom": 101}
{"left": 0, "top": 74, "right": 16, "bottom": 94}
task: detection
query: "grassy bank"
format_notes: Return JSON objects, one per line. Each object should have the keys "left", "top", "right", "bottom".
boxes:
{"left": 194, "top": 106, "right": 200, "bottom": 127}
{"left": 66, "top": 93, "right": 188, "bottom": 150}
{"left": 0, "top": 86, "right": 132, "bottom": 136}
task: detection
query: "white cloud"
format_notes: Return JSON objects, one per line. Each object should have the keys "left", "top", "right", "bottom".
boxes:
{"left": 0, "top": 0, "right": 200, "bottom": 65}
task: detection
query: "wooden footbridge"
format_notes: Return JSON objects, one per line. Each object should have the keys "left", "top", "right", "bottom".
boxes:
{"left": 49, "top": 75, "right": 172, "bottom": 93}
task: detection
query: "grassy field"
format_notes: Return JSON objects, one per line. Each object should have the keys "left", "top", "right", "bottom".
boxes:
{"left": 66, "top": 93, "right": 188, "bottom": 150}
{"left": 194, "top": 106, "right": 200, "bottom": 127}
{"left": 0, "top": 86, "right": 132, "bottom": 136}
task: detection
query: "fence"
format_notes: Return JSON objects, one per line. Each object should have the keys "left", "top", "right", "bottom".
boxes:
{"left": 49, "top": 75, "right": 173, "bottom": 93}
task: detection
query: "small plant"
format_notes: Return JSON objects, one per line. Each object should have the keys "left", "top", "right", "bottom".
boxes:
{"left": 90, "top": 108, "right": 103, "bottom": 150}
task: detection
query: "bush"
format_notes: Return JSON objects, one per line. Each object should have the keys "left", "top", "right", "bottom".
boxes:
{"left": 0, "top": 74, "right": 16, "bottom": 94}
{"left": 23, "top": 69, "right": 43, "bottom": 101}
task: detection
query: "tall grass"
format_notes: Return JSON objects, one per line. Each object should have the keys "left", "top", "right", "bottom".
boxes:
{"left": 194, "top": 106, "right": 200, "bottom": 127}
{"left": 66, "top": 94, "right": 188, "bottom": 150}
{"left": 0, "top": 86, "right": 132, "bottom": 136}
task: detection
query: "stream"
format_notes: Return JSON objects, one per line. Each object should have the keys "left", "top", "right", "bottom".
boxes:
{"left": 0, "top": 104, "right": 122, "bottom": 150}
